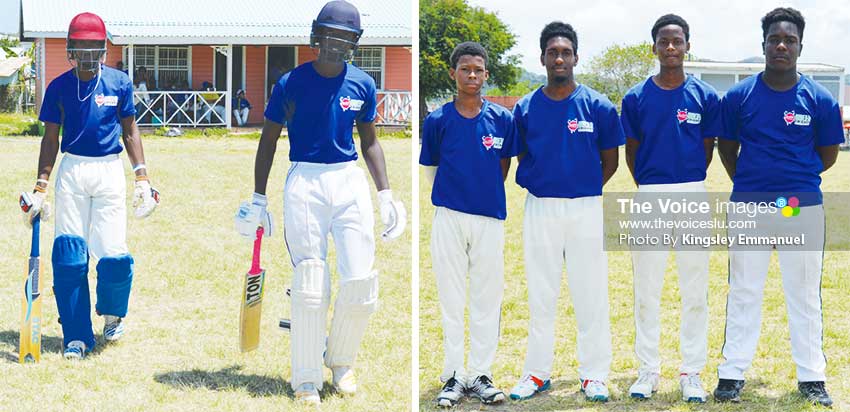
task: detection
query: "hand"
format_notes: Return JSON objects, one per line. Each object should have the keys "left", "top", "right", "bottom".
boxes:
{"left": 19, "top": 186, "right": 51, "bottom": 227}
{"left": 133, "top": 178, "right": 160, "bottom": 219}
{"left": 235, "top": 192, "right": 274, "bottom": 238}
{"left": 377, "top": 189, "right": 406, "bottom": 241}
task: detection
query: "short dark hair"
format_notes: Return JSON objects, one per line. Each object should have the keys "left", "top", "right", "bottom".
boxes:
{"left": 540, "top": 21, "right": 578, "bottom": 54}
{"left": 449, "top": 41, "right": 488, "bottom": 68}
{"left": 761, "top": 7, "right": 805, "bottom": 41}
{"left": 651, "top": 14, "right": 689, "bottom": 42}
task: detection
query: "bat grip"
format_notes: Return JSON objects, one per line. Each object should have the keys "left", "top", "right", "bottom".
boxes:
{"left": 250, "top": 226, "right": 264, "bottom": 274}
{"left": 30, "top": 213, "right": 40, "bottom": 257}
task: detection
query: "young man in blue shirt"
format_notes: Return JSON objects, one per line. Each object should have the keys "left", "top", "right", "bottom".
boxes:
{"left": 714, "top": 8, "right": 842, "bottom": 407}
{"left": 234, "top": 1, "right": 405, "bottom": 405}
{"left": 420, "top": 41, "right": 519, "bottom": 407}
{"left": 620, "top": 14, "right": 721, "bottom": 403}
{"left": 22, "top": 12, "right": 159, "bottom": 360}
{"left": 509, "top": 21, "right": 624, "bottom": 402}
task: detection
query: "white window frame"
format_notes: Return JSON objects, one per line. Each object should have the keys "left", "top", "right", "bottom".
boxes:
{"left": 352, "top": 46, "right": 385, "bottom": 90}
{"left": 131, "top": 45, "right": 190, "bottom": 88}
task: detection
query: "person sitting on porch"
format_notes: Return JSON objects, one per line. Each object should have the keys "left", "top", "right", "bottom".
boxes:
{"left": 232, "top": 89, "right": 252, "bottom": 126}
{"left": 200, "top": 81, "right": 226, "bottom": 124}
{"left": 133, "top": 66, "right": 151, "bottom": 123}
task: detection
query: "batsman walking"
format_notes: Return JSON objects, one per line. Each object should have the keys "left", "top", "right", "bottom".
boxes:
{"left": 234, "top": 0, "right": 406, "bottom": 405}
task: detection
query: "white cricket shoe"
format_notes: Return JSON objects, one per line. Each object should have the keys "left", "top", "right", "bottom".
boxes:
{"left": 466, "top": 375, "right": 506, "bottom": 404}
{"left": 435, "top": 373, "right": 465, "bottom": 407}
{"left": 295, "top": 382, "right": 321, "bottom": 405}
{"left": 332, "top": 367, "right": 357, "bottom": 395}
{"left": 103, "top": 315, "right": 124, "bottom": 342}
{"left": 63, "top": 340, "right": 87, "bottom": 360}
{"left": 679, "top": 373, "right": 707, "bottom": 403}
{"left": 509, "top": 374, "right": 550, "bottom": 400}
{"left": 629, "top": 371, "right": 660, "bottom": 399}
{"left": 581, "top": 379, "right": 609, "bottom": 402}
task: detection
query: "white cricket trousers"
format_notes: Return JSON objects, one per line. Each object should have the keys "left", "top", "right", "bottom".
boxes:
{"left": 522, "top": 194, "right": 611, "bottom": 381}
{"left": 631, "top": 181, "right": 709, "bottom": 374}
{"left": 431, "top": 206, "right": 504, "bottom": 382}
{"left": 283, "top": 161, "right": 375, "bottom": 274}
{"left": 718, "top": 204, "right": 826, "bottom": 382}
{"left": 54, "top": 153, "right": 128, "bottom": 258}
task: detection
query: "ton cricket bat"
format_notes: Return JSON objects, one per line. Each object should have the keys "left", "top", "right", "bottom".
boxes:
{"left": 239, "top": 226, "right": 266, "bottom": 352}
{"left": 19, "top": 196, "right": 43, "bottom": 363}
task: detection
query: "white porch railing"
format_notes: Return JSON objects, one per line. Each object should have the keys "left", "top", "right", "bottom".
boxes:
{"left": 134, "top": 91, "right": 227, "bottom": 127}
{"left": 375, "top": 91, "right": 411, "bottom": 126}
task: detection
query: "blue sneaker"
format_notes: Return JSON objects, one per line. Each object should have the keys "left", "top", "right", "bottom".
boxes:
{"left": 63, "top": 340, "right": 87, "bottom": 360}
{"left": 103, "top": 315, "right": 124, "bottom": 342}
{"left": 581, "top": 379, "right": 609, "bottom": 402}
{"left": 510, "top": 375, "right": 550, "bottom": 400}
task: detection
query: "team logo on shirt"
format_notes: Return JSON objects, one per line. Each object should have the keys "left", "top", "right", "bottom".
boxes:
{"left": 783, "top": 110, "right": 811, "bottom": 126}
{"left": 566, "top": 118, "right": 594, "bottom": 134}
{"left": 676, "top": 109, "right": 701, "bottom": 124}
{"left": 481, "top": 134, "right": 504, "bottom": 150}
{"left": 339, "top": 96, "right": 364, "bottom": 111}
{"left": 94, "top": 94, "right": 118, "bottom": 107}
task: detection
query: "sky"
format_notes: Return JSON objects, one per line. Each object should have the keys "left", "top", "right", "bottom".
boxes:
{"left": 0, "top": 0, "right": 18, "bottom": 36}
{"left": 466, "top": 0, "right": 850, "bottom": 76}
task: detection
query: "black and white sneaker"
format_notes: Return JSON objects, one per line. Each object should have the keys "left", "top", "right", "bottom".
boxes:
{"left": 714, "top": 378, "right": 745, "bottom": 402}
{"left": 798, "top": 381, "right": 833, "bottom": 407}
{"left": 436, "top": 373, "right": 465, "bottom": 408}
{"left": 466, "top": 375, "right": 506, "bottom": 404}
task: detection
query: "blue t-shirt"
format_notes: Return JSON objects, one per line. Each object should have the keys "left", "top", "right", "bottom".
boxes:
{"left": 233, "top": 97, "right": 251, "bottom": 110}
{"left": 621, "top": 75, "right": 722, "bottom": 185}
{"left": 514, "top": 85, "right": 625, "bottom": 198}
{"left": 39, "top": 66, "right": 136, "bottom": 156}
{"left": 419, "top": 99, "right": 520, "bottom": 220}
{"left": 264, "top": 62, "right": 377, "bottom": 163}
{"left": 721, "top": 73, "right": 844, "bottom": 205}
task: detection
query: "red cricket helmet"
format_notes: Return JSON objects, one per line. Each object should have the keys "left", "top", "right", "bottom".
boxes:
{"left": 68, "top": 12, "right": 107, "bottom": 41}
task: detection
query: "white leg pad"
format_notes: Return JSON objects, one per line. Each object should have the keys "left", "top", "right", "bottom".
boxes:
{"left": 324, "top": 271, "right": 378, "bottom": 369}
{"left": 290, "top": 259, "right": 330, "bottom": 390}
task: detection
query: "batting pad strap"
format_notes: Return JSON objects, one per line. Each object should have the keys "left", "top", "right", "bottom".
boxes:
{"left": 95, "top": 254, "right": 134, "bottom": 318}
{"left": 324, "top": 270, "right": 379, "bottom": 369}
{"left": 290, "top": 259, "right": 330, "bottom": 389}
{"left": 52, "top": 235, "right": 95, "bottom": 349}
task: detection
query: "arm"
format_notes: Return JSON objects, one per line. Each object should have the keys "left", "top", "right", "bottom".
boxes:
{"left": 36, "top": 122, "right": 61, "bottom": 187}
{"left": 253, "top": 119, "right": 283, "bottom": 195}
{"left": 704, "top": 137, "right": 716, "bottom": 169}
{"left": 600, "top": 147, "right": 618, "bottom": 186}
{"left": 423, "top": 166, "right": 436, "bottom": 187}
{"left": 500, "top": 158, "right": 511, "bottom": 182}
{"left": 717, "top": 139, "right": 739, "bottom": 181}
{"left": 625, "top": 137, "right": 639, "bottom": 186}
{"left": 816, "top": 144, "right": 839, "bottom": 173}
{"left": 357, "top": 121, "right": 390, "bottom": 191}
{"left": 120, "top": 116, "right": 147, "bottom": 178}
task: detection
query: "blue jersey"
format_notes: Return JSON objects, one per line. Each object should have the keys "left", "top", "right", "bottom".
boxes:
{"left": 39, "top": 66, "right": 136, "bottom": 157}
{"left": 621, "top": 75, "right": 721, "bottom": 185}
{"left": 514, "top": 85, "right": 625, "bottom": 198}
{"left": 420, "top": 99, "right": 520, "bottom": 220}
{"left": 721, "top": 73, "right": 844, "bottom": 205}
{"left": 264, "top": 62, "right": 377, "bottom": 163}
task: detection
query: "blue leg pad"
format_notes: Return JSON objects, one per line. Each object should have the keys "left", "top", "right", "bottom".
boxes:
{"left": 52, "top": 235, "right": 95, "bottom": 350}
{"left": 95, "top": 254, "right": 134, "bottom": 318}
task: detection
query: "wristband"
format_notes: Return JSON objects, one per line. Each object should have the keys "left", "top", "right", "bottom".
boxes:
{"left": 135, "top": 175, "right": 150, "bottom": 182}
{"left": 37, "top": 179, "right": 49, "bottom": 185}
{"left": 132, "top": 163, "right": 147, "bottom": 172}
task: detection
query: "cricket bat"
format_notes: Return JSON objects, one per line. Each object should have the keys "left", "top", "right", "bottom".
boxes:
{"left": 239, "top": 226, "right": 266, "bottom": 352}
{"left": 19, "top": 205, "right": 42, "bottom": 364}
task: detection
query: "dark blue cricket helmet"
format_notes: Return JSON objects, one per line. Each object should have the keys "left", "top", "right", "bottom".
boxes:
{"left": 310, "top": 1, "right": 364, "bottom": 60}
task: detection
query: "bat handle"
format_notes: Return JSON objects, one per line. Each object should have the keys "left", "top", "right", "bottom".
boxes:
{"left": 250, "top": 226, "right": 264, "bottom": 273}
{"left": 31, "top": 213, "right": 40, "bottom": 257}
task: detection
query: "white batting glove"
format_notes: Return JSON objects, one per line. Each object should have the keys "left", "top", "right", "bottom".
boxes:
{"left": 19, "top": 186, "right": 51, "bottom": 227}
{"left": 235, "top": 192, "right": 274, "bottom": 238}
{"left": 377, "top": 189, "right": 406, "bottom": 241}
{"left": 133, "top": 178, "right": 160, "bottom": 219}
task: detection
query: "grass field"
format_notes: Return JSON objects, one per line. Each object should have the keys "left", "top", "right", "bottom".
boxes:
{"left": 0, "top": 133, "right": 411, "bottom": 412}
{"left": 419, "top": 148, "right": 850, "bottom": 411}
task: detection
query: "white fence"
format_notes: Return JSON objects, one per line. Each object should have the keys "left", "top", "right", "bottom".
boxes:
{"left": 375, "top": 91, "right": 411, "bottom": 126}
{"left": 134, "top": 91, "right": 226, "bottom": 127}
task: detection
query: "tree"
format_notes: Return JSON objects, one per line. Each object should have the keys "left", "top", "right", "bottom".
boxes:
{"left": 581, "top": 42, "right": 655, "bottom": 108}
{"left": 419, "top": 0, "right": 521, "bottom": 118}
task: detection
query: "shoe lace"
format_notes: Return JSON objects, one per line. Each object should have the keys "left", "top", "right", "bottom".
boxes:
{"left": 443, "top": 372, "right": 461, "bottom": 392}
{"left": 636, "top": 372, "right": 658, "bottom": 386}
{"left": 804, "top": 381, "right": 826, "bottom": 394}
{"left": 586, "top": 380, "right": 605, "bottom": 392}
{"left": 682, "top": 373, "right": 702, "bottom": 388}
{"left": 718, "top": 379, "right": 739, "bottom": 391}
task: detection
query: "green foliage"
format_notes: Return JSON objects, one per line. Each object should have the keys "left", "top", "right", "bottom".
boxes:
{"left": 582, "top": 42, "right": 656, "bottom": 107}
{"left": 419, "top": 0, "right": 521, "bottom": 101}
{"left": 487, "top": 79, "right": 540, "bottom": 97}
{"left": 0, "top": 36, "right": 20, "bottom": 49}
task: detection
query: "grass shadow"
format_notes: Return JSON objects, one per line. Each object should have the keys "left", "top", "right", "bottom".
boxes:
{"left": 154, "top": 365, "right": 322, "bottom": 399}
{"left": 0, "top": 329, "right": 64, "bottom": 362}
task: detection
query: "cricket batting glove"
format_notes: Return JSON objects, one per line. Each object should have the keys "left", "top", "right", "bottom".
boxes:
{"left": 19, "top": 184, "right": 51, "bottom": 226}
{"left": 133, "top": 177, "right": 160, "bottom": 219}
{"left": 378, "top": 189, "right": 406, "bottom": 241}
{"left": 235, "top": 192, "right": 274, "bottom": 238}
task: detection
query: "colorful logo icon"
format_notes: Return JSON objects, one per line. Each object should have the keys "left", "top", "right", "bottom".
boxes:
{"left": 676, "top": 109, "right": 688, "bottom": 123}
{"left": 783, "top": 111, "right": 795, "bottom": 125}
{"left": 339, "top": 96, "right": 351, "bottom": 111}
{"left": 482, "top": 135, "right": 494, "bottom": 150}
{"left": 567, "top": 119, "right": 578, "bottom": 133}
{"left": 777, "top": 196, "right": 800, "bottom": 217}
